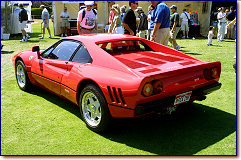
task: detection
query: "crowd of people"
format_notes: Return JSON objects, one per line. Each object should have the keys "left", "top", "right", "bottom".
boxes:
{"left": 209, "top": 6, "right": 236, "bottom": 45}
{"left": 18, "top": 1, "right": 236, "bottom": 50}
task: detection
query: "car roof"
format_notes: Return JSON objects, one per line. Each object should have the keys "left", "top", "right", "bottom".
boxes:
{"left": 65, "top": 33, "right": 141, "bottom": 44}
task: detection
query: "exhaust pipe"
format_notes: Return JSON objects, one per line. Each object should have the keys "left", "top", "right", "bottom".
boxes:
{"left": 196, "top": 95, "right": 206, "bottom": 101}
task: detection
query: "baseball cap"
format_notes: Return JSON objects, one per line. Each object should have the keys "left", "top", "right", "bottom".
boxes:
{"left": 40, "top": 5, "right": 45, "bottom": 8}
{"left": 135, "top": 7, "right": 143, "bottom": 12}
{"left": 170, "top": 5, "right": 177, "bottom": 10}
{"left": 84, "top": 1, "right": 94, "bottom": 6}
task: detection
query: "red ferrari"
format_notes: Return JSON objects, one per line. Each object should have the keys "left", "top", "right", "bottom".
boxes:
{"left": 13, "top": 34, "right": 221, "bottom": 132}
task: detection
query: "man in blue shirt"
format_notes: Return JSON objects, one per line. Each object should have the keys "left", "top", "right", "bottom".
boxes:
{"left": 150, "top": 1, "right": 170, "bottom": 46}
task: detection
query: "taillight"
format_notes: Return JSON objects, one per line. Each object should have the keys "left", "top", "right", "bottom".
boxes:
{"left": 142, "top": 83, "right": 153, "bottom": 97}
{"left": 211, "top": 67, "right": 219, "bottom": 79}
{"left": 152, "top": 80, "right": 163, "bottom": 94}
{"left": 204, "top": 67, "right": 219, "bottom": 80}
{"left": 142, "top": 80, "right": 163, "bottom": 97}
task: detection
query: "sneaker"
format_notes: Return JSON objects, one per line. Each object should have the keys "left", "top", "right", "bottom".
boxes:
{"left": 39, "top": 36, "right": 44, "bottom": 39}
{"left": 65, "top": 34, "right": 68, "bottom": 37}
{"left": 26, "top": 35, "right": 31, "bottom": 39}
{"left": 186, "top": 36, "right": 189, "bottom": 39}
{"left": 20, "top": 38, "right": 27, "bottom": 42}
{"left": 176, "top": 45, "right": 181, "bottom": 50}
{"left": 48, "top": 36, "right": 52, "bottom": 38}
{"left": 61, "top": 34, "right": 64, "bottom": 37}
{"left": 182, "top": 36, "right": 185, "bottom": 39}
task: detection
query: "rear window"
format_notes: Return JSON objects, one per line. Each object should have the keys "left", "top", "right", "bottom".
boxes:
{"left": 97, "top": 40, "right": 153, "bottom": 55}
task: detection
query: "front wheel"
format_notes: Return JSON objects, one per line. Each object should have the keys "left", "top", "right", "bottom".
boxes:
{"left": 15, "top": 60, "right": 31, "bottom": 91}
{"left": 79, "top": 84, "right": 112, "bottom": 133}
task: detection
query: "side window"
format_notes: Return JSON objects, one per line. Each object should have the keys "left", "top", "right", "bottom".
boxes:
{"left": 45, "top": 41, "right": 80, "bottom": 61}
{"left": 72, "top": 45, "right": 92, "bottom": 63}
{"left": 41, "top": 42, "right": 59, "bottom": 58}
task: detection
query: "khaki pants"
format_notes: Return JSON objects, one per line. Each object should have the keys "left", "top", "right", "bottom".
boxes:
{"left": 152, "top": 28, "right": 170, "bottom": 46}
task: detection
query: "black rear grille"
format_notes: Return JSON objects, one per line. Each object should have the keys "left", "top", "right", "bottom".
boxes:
{"left": 107, "top": 86, "right": 126, "bottom": 105}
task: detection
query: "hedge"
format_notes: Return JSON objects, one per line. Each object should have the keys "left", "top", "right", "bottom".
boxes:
{"left": 31, "top": 7, "right": 52, "bottom": 18}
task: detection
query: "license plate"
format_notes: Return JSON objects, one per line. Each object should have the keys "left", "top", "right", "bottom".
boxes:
{"left": 174, "top": 91, "right": 192, "bottom": 105}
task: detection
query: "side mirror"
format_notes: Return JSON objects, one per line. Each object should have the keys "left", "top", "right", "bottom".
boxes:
{"left": 32, "top": 46, "right": 41, "bottom": 59}
{"left": 32, "top": 46, "right": 40, "bottom": 52}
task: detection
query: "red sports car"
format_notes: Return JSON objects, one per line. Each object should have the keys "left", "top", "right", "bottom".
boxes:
{"left": 13, "top": 33, "right": 221, "bottom": 132}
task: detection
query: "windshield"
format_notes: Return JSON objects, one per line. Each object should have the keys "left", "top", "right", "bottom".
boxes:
{"left": 97, "top": 40, "right": 153, "bottom": 55}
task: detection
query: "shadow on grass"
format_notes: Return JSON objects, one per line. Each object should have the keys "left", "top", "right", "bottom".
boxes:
{"left": 28, "top": 87, "right": 236, "bottom": 155}
{"left": 1, "top": 50, "right": 14, "bottom": 54}
{"left": 29, "top": 86, "right": 81, "bottom": 119}
{"left": 180, "top": 50, "right": 202, "bottom": 55}
{"left": 101, "top": 103, "right": 236, "bottom": 155}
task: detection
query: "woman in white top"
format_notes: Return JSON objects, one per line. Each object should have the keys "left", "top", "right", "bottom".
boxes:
{"left": 108, "top": 4, "right": 123, "bottom": 34}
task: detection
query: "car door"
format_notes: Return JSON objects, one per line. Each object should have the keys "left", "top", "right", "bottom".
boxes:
{"left": 61, "top": 44, "right": 93, "bottom": 103}
{"left": 31, "top": 40, "right": 81, "bottom": 95}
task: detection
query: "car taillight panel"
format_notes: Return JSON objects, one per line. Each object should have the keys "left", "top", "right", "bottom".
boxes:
{"left": 152, "top": 80, "right": 163, "bottom": 94}
{"left": 142, "top": 83, "right": 153, "bottom": 97}
{"left": 142, "top": 79, "right": 163, "bottom": 97}
{"left": 203, "top": 67, "right": 220, "bottom": 80}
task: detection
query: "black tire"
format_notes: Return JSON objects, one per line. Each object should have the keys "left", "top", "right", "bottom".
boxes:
{"left": 15, "top": 60, "right": 31, "bottom": 91}
{"left": 79, "top": 84, "right": 112, "bottom": 133}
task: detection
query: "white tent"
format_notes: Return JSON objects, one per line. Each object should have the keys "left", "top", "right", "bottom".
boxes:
{"left": 8, "top": 1, "right": 33, "bottom": 34}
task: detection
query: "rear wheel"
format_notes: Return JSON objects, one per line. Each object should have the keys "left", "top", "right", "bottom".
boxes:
{"left": 79, "top": 84, "right": 112, "bottom": 133}
{"left": 15, "top": 60, "right": 31, "bottom": 91}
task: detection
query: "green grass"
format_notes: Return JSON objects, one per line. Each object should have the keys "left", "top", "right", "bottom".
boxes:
{"left": 1, "top": 19, "right": 236, "bottom": 155}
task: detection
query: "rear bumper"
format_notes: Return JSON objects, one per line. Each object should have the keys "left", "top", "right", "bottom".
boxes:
{"left": 135, "top": 82, "right": 222, "bottom": 116}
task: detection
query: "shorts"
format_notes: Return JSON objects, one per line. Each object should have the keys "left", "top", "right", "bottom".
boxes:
{"left": 181, "top": 21, "right": 189, "bottom": 31}
{"left": 61, "top": 19, "right": 70, "bottom": 28}
{"left": 152, "top": 27, "right": 170, "bottom": 46}
{"left": 43, "top": 20, "right": 49, "bottom": 28}
{"left": 20, "top": 21, "right": 27, "bottom": 30}
{"left": 170, "top": 27, "right": 180, "bottom": 39}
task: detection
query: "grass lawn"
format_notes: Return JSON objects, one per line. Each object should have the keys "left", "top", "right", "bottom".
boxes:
{"left": 1, "top": 19, "right": 236, "bottom": 155}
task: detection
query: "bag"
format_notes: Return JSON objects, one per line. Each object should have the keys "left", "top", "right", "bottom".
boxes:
{"left": 82, "top": 8, "right": 97, "bottom": 21}
{"left": 138, "top": 13, "right": 148, "bottom": 31}
{"left": 184, "top": 12, "right": 191, "bottom": 26}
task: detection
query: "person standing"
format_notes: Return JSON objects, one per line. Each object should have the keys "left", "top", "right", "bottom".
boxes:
{"left": 40, "top": 5, "right": 51, "bottom": 39}
{"left": 109, "top": 1, "right": 116, "bottom": 24}
{"left": 60, "top": 7, "right": 70, "bottom": 37}
{"left": 169, "top": 5, "right": 181, "bottom": 50}
{"left": 18, "top": 3, "right": 30, "bottom": 42}
{"left": 147, "top": 5, "right": 154, "bottom": 40}
{"left": 77, "top": 1, "right": 97, "bottom": 35}
{"left": 180, "top": 8, "right": 190, "bottom": 39}
{"left": 108, "top": 4, "right": 123, "bottom": 34}
{"left": 217, "top": 7, "right": 226, "bottom": 42}
{"left": 226, "top": 6, "right": 235, "bottom": 39}
{"left": 120, "top": 5, "right": 126, "bottom": 22}
{"left": 136, "top": 7, "right": 148, "bottom": 38}
{"left": 122, "top": 1, "right": 139, "bottom": 36}
{"left": 207, "top": 26, "right": 215, "bottom": 46}
{"left": 150, "top": 1, "right": 170, "bottom": 46}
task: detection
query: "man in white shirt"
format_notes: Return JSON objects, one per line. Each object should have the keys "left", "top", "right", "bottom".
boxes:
{"left": 60, "top": 7, "right": 70, "bottom": 37}
{"left": 40, "top": 5, "right": 51, "bottom": 39}
{"left": 217, "top": 7, "right": 226, "bottom": 42}
{"left": 77, "top": 1, "right": 97, "bottom": 35}
{"left": 180, "top": 8, "right": 190, "bottom": 39}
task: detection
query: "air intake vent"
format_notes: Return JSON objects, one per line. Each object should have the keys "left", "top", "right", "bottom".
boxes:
{"left": 107, "top": 86, "right": 126, "bottom": 105}
{"left": 112, "top": 87, "right": 120, "bottom": 103}
{"left": 107, "top": 86, "right": 114, "bottom": 102}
